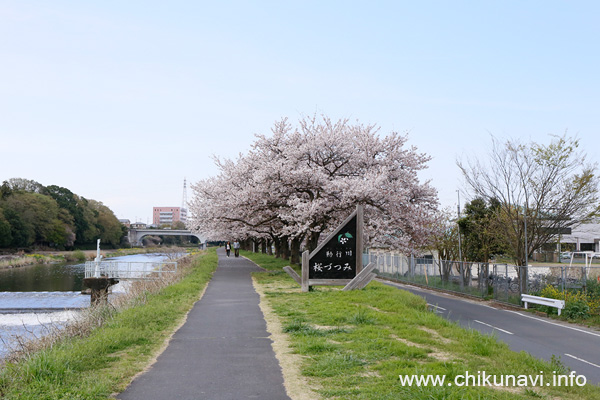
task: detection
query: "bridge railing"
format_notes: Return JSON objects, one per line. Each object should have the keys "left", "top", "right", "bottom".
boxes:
{"left": 84, "top": 261, "right": 178, "bottom": 280}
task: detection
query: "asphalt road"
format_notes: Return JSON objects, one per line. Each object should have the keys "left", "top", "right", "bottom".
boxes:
{"left": 118, "top": 249, "right": 290, "bottom": 400}
{"left": 381, "top": 279, "right": 600, "bottom": 385}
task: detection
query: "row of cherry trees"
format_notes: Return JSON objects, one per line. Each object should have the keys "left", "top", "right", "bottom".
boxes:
{"left": 188, "top": 115, "right": 441, "bottom": 263}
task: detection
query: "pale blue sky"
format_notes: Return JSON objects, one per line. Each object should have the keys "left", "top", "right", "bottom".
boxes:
{"left": 1, "top": 1, "right": 598, "bottom": 222}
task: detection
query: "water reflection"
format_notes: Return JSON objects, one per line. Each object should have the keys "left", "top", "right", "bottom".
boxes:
{"left": 0, "top": 253, "right": 179, "bottom": 292}
{"left": 0, "top": 253, "right": 179, "bottom": 358}
{"left": 0, "top": 262, "right": 85, "bottom": 292}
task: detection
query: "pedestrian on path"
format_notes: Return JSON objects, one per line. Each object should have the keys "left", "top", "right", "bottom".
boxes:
{"left": 233, "top": 240, "right": 240, "bottom": 257}
{"left": 225, "top": 241, "right": 231, "bottom": 257}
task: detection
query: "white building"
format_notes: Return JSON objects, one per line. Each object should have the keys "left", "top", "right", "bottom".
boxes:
{"left": 560, "top": 223, "right": 600, "bottom": 252}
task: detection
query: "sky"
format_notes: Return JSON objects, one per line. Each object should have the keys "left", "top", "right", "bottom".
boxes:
{"left": 1, "top": 1, "right": 599, "bottom": 223}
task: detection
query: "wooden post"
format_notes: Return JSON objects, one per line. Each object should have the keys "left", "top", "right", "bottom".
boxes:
{"left": 283, "top": 266, "right": 302, "bottom": 285}
{"left": 343, "top": 262, "right": 376, "bottom": 291}
{"left": 356, "top": 204, "right": 364, "bottom": 274}
{"left": 301, "top": 250, "right": 310, "bottom": 292}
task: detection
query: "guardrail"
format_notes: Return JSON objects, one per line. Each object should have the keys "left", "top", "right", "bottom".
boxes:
{"left": 84, "top": 261, "right": 177, "bottom": 280}
{"left": 521, "top": 294, "right": 565, "bottom": 315}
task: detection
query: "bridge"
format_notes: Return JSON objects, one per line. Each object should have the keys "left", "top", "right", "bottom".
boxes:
{"left": 128, "top": 228, "right": 206, "bottom": 247}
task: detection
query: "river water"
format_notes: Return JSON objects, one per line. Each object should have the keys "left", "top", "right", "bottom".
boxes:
{"left": 0, "top": 253, "right": 175, "bottom": 358}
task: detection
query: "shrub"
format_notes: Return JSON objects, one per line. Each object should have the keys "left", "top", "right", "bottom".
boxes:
{"left": 72, "top": 250, "right": 87, "bottom": 262}
{"left": 538, "top": 285, "right": 564, "bottom": 315}
{"left": 563, "top": 299, "right": 590, "bottom": 320}
{"left": 537, "top": 284, "right": 600, "bottom": 318}
{"left": 64, "top": 250, "right": 87, "bottom": 262}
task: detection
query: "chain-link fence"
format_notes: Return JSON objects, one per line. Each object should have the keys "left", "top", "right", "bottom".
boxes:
{"left": 365, "top": 250, "right": 600, "bottom": 305}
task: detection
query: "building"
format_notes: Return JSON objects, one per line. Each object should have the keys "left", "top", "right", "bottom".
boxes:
{"left": 118, "top": 219, "right": 131, "bottom": 228}
{"left": 153, "top": 207, "right": 187, "bottom": 226}
{"left": 131, "top": 221, "right": 147, "bottom": 229}
{"left": 560, "top": 223, "right": 600, "bottom": 252}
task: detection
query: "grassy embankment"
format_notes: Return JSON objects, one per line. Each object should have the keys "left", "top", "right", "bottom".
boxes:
{"left": 0, "top": 246, "right": 191, "bottom": 270}
{"left": 0, "top": 248, "right": 218, "bottom": 399}
{"left": 244, "top": 250, "right": 600, "bottom": 400}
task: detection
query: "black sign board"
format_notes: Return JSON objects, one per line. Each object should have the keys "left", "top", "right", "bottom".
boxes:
{"left": 309, "top": 215, "right": 357, "bottom": 280}
{"left": 299, "top": 205, "right": 364, "bottom": 292}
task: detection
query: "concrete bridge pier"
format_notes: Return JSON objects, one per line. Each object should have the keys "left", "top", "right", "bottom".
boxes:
{"left": 83, "top": 277, "right": 119, "bottom": 305}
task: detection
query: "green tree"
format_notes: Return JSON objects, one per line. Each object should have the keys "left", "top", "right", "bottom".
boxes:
{"left": 2, "top": 203, "right": 35, "bottom": 247}
{"left": 0, "top": 208, "right": 12, "bottom": 247}
{"left": 0, "top": 181, "right": 12, "bottom": 200}
{"left": 89, "top": 200, "right": 123, "bottom": 247}
{"left": 6, "top": 178, "right": 44, "bottom": 193}
{"left": 44, "top": 185, "right": 83, "bottom": 247}
{"left": 77, "top": 197, "right": 99, "bottom": 244}
{"left": 458, "top": 134, "right": 600, "bottom": 266}
{"left": 458, "top": 197, "right": 505, "bottom": 262}
{"left": 1, "top": 192, "right": 68, "bottom": 247}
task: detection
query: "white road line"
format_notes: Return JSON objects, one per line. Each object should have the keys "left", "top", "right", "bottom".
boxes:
{"left": 505, "top": 310, "right": 600, "bottom": 338}
{"left": 427, "top": 304, "right": 446, "bottom": 311}
{"left": 473, "top": 320, "right": 514, "bottom": 335}
{"left": 565, "top": 354, "right": 600, "bottom": 369}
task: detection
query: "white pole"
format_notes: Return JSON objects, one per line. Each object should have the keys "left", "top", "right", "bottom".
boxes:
{"left": 94, "top": 239, "right": 102, "bottom": 278}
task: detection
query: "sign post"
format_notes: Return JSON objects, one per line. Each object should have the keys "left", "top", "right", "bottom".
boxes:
{"left": 283, "top": 205, "right": 375, "bottom": 292}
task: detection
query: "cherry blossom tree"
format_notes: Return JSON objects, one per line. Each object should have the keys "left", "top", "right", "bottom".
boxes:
{"left": 189, "top": 115, "right": 441, "bottom": 263}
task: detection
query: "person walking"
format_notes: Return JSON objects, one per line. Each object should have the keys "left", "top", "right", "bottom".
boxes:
{"left": 225, "top": 241, "right": 231, "bottom": 257}
{"left": 233, "top": 240, "right": 240, "bottom": 257}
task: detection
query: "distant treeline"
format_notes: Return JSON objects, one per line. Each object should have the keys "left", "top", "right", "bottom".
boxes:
{"left": 0, "top": 178, "right": 125, "bottom": 250}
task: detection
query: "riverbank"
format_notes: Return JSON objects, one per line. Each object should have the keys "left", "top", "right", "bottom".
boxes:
{"left": 0, "top": 249, "right": 218, "bottom": 399}
{"left": 0, "top": 247, "right": 195, "bottom": 270}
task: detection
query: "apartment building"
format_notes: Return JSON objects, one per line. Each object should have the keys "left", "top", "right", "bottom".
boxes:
{"left": 153, "top": 207, "right": 187, "bottom": 226}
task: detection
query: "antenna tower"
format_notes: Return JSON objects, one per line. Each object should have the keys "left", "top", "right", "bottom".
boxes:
{"left": 182, "top": 178, "right": 188, "bottom": 211}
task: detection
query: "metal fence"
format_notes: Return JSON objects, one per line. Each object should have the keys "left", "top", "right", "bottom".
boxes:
{"left": 365, "top": 250, "right": 600, "bottom": 305}
{"left": 84, "top": 260, "right": 178, "bottom": 280}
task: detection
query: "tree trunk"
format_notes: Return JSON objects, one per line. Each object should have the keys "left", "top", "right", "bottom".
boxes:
{"left": 440, "top": 260, "right": 452, "bottom": 283}
{"left": 273, "top": 236, "right": 282, "bottom": 258}
{"left": 281, "top": 236, "right": 290, "bottom": 260}
{"left": 306, "top": 231, "right": 321, "bottom": 253}
{"left": 290, "top": 237, "right": 301, "bottom": 265}
{"left": 266, "top": 239, "right": 273, "bottom": 255}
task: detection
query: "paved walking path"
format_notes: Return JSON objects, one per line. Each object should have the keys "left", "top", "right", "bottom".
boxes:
{"left": 118, "top": 249, "right": 290, "bottom": 400}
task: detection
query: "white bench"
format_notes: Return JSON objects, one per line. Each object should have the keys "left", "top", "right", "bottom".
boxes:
{"left": 521, "top": 294, "right": 565, "bottom": 316}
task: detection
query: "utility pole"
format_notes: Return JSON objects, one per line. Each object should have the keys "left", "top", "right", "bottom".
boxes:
{"left": 182, "top": 178, "right": 188, "bottom": 226}
{"left": 457, "top": 190, "right": 463, "bottom": 262}
{"left": 457, "top": 190, "right": 464, "bottom": 289}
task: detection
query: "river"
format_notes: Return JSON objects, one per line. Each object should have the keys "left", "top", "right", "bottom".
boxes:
{"left": 0, "top": 253, "right": 176, "bottom": 359}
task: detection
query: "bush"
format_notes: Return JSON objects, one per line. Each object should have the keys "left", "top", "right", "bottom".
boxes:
{"left": 564, "top": 299, "right": 590, "bottom": 320}
{"left": 538, "top": 284, "right": 600, "bottom": 318}
{"left": 538, "top": 285, "right": 564, "bottom": 315}
{"left": 64, "top": 250, "right": 87, "bottom": 262}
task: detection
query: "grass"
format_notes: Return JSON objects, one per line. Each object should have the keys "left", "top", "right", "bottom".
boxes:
{"left": 243, "top": 250, "right": 600, "bottom": 399}
{"left": 0, "top": 254, "right": 64, "bottom": 269}
{"left": 0, "top": 248, "right": 218, "bottom": 400}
